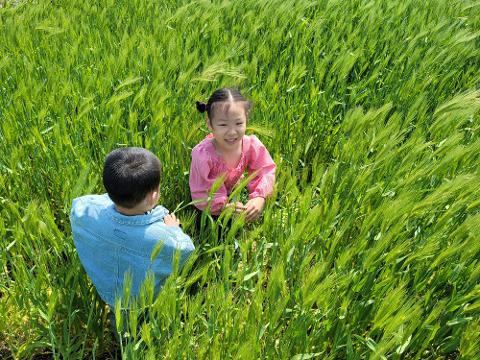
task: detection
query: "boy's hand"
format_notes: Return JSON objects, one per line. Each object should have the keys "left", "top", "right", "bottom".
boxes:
{"left": 164, "top": 213, "right": 181, "bottom": 227}
{"left": 245, "top": 197, "right": 265, "bottom": 222}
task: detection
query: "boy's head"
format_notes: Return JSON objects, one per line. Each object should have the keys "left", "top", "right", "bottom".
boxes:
{"left": 103, "top": 147, "right": 161, "bottom": 209}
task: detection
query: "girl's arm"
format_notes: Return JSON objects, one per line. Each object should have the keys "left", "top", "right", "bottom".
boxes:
{"left": 189, "top": 149, "right": 228, "bottom": 215}
{"left": 246, "top": 135, "right": 276, "bottom": 199}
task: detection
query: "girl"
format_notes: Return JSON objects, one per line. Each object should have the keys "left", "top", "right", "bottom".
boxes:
{"left": 189, "top": 88, "right": 276, "bottom": 222}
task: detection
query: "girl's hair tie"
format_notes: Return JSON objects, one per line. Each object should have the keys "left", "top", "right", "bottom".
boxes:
{"left": 196, "top": 101, "right": 207, "bottom": 113}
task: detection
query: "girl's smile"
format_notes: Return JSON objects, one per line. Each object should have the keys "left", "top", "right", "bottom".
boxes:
{"left": 208, "top": 101, "right": 247, "bottom": 153}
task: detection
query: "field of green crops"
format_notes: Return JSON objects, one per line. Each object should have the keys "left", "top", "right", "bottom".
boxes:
{"left": 1, "top": 0, "right": 480, "bottom": 358}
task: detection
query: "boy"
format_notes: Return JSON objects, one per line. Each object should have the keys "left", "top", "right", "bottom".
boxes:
{"left": 70, "top": 147, "right": 194, "bottom": 313}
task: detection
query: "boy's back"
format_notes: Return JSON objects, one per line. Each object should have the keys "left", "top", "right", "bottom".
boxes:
{"left": 71, "top": 194, "right": 194, "bottom": 307}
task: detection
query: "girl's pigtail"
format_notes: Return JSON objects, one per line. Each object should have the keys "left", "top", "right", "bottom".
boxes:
{"left": 196, "top": 101, "right": 207, "bottom": 113}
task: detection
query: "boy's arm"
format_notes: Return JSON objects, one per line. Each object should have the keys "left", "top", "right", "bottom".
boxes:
{"left": 145, "top": 224, "right": 194, "bottom": 294}
{"left": 154, "top": 221, "right": 195, "bottom": 267}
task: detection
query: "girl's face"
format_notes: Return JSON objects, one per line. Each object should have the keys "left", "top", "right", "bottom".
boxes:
{"left": 208, "top": 101, "right": 247, "bottom": 152}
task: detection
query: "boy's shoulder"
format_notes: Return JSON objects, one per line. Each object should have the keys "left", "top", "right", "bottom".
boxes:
{"left": 70, "top": 195, "right": 177, "bottom": 245}
{"left": 71, "top": 194, "right": 112, "bottom": 218}
{"left": 72, "top": 193, "right": 111, "bottom": 205}
{"left": 71, "top": 193, "right": 169, "bottom": 225}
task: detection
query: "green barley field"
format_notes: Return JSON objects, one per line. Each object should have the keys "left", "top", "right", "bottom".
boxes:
{"left": 1, "top": 0, "right": 480, "bottom": 358}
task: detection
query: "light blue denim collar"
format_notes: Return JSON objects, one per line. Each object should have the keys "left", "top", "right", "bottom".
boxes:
{"left": 107, "top": 204, "right": 169, "bottom": 226}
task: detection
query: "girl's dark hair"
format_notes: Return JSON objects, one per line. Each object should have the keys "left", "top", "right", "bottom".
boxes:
{"left": 103, "top": 147, "right": 161, "bottom": 209}
{"left": 196, "top": 88, "right": 252, "bottom": 119}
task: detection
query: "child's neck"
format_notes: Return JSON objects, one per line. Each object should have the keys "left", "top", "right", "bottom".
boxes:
{"left": 213, "top": 139, "right": 242, "bottom": 156}
{"left": 214, "top": 141, "right": 242, "bottom": 168}
{"left": 115, "top": 203, "right": 152, "bottom": 216}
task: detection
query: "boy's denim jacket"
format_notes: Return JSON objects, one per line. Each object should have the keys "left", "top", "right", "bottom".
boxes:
{"left": 70, "top": 194, "right": 194, "bottom": 308}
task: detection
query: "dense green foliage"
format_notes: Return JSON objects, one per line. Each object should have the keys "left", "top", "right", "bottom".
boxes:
{"left": 1, "top": 0, "right": 479, "bottom": 358}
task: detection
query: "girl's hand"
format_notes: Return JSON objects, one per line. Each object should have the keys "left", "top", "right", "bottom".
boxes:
{"left": 245, "top": 197, "right": 265, "bottom": 222}
{"left": 226, "top": 201, "right": 246, "bottom": 214}
{"left": 164, "top": 213, "right": 181, "bottom": 227}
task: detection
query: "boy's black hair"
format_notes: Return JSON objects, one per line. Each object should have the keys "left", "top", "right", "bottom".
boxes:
{"left": 196, "top": 88, "right": 252, "bottom": 120}
{"left": 103, "top": 147, "right": 161, "bottom": 209}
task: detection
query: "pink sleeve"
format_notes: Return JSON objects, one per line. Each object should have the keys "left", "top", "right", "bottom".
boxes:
{"left": 246, "top": 136, "right": 276, "bottom": 199}
{"left": 189, "top": 148, "right": 228, "bottom": 215}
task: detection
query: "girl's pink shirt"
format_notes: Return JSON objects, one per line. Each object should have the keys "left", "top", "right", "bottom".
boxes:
{"left": 189, "top": 134, "right": 276, "bottom": 215}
